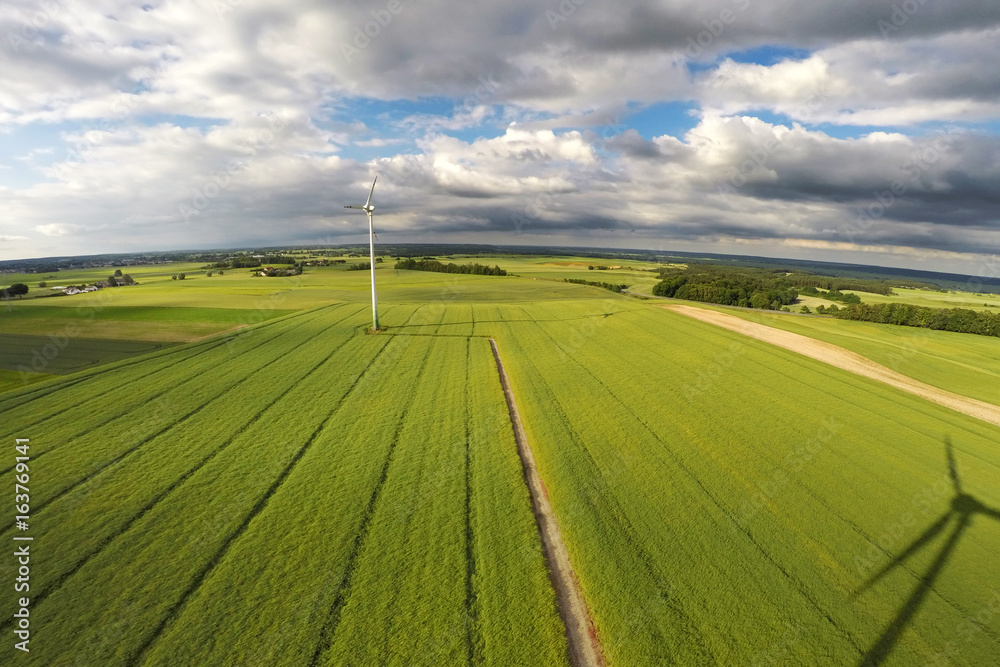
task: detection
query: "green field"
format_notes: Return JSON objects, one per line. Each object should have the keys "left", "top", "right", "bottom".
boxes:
{"left": 3, "top": 258, "right": 999, "bottom": 665}
{"left": 842, "top": 287, "right": 1000, "bottom": 314}
{"left": 675, "top": 302, "right": 1000, "bottom": 407}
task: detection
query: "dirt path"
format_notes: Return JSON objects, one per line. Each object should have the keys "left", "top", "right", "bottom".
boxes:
{"left": 489, "top": 339, "right": 606, "bottom": 667}
{"left": 666, "top": 304, "right": 1000, "bottom": 428}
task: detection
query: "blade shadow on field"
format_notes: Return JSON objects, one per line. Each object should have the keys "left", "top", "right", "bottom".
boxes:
{"left": 854, "top": 436, "right": 1000, "bottom": 666}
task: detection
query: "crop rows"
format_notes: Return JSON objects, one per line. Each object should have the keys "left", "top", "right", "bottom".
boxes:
{"left": 6, "top": 301, "right": 567, "bottom": 665}
{"left": 0, "top": 304, "right": 342, "bottom": 443}
{"left": 0, "top": 304, "right": 373, "bottom": 630}
{"left": 12, "top": 308, "right": 406, "bottom": 664}
{"left": 0, "top": 304, "right": 356, "bottom": 509}
{"left": 488, "top": 301, "right": 1000, "bottom": 665}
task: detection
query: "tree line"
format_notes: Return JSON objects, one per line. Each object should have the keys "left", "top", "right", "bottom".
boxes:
{"left": 797, "top": 286, "right": 862, "bottom": 304}
{"left": 394, "top": 258, "right": 507, "bottom": 276}
{"left": 564, "top": 278, "right": 628, "bottom": 293}
{"left": 831, "top": 302, "right": 1000, "bottom": 337}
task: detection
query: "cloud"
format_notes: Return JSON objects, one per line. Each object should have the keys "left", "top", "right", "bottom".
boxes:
{"left": 0, "top": 1, "right": 998, "bottom": 273}
{"left": 36, "top": 223, "right": 81, "bottom": 237}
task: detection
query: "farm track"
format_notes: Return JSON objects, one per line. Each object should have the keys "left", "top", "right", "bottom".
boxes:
{"left": 509, "top": 307, "right": 708, "bottom": 662}
{"left": 128, "top": 326, "right": 403, "bottom": 666}
{"left": 489, "top": 338, "right": 606, "bottom": 667}
{"left": 463, "top": 337, "right": 480, "bottom": 666}
{"left": 0, "top": 303, "right": 342, "bottom": 447}
{"left": 0, "top": 304, "right": 348, "bottom": 484}
{"left": 0, "top": 314, "right": 365, "bottom": 632}
{"left": 666, "top": 304, "right": 1000, "bottom": 428}
{"left": 520, "top": 306, "right": 876, "bottom": 660}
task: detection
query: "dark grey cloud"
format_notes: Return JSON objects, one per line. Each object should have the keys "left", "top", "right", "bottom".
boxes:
{"left": 2, "top": 0, "right": 1000, "bottom": 273}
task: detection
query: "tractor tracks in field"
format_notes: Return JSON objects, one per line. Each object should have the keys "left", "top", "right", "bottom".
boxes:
{"left": 666, "top": 304, "right": 1000, "bottom": 429}
{"left": 489, "top": 338, "right": 606, "bottom": 667}
{"left": 0, "top": 318, "right": 366, "bottom": 636}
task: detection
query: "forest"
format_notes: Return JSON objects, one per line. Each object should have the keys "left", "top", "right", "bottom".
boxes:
{"left": 652, "top": 265, "right": 799, "bottom": 310}
{"left": 650, "top": 265, "right": 903, "bottom": 311}
{"left": 564, "top": 278, "right": 629, "bottom": 293}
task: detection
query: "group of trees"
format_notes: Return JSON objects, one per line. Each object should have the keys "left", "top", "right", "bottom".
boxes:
{"left": 831, "top": 302, "right": 1000, "bottom": 337}
{"left": 394, "top": 258, "right": 507, "bottom": 276}
{"left": 564, "top": 278, "right": 629, "bottom": 293}
{"left": 1, "top": 283, "right": 29, "bottom": 299}
{"left": 797, "top": 286, "right": 862, "bottom": 304}
{"left": 346, "top": 262, "right": 371, "bottom": 271}
{"left": 652, "top": 266, "right": 799, "bottom": 311}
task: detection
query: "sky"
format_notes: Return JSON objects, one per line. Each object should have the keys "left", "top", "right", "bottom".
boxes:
{"left": 1, "top": 0, "right": 1000, "bottom": 276}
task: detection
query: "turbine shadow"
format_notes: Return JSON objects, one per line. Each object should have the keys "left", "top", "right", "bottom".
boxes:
{"left": 855, "top": 436, "right": 1000, "bottom": 666}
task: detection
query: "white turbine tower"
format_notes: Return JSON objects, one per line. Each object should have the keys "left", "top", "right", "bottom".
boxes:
{"left": 345, "top": 176, "right": 380, "bottom": 330}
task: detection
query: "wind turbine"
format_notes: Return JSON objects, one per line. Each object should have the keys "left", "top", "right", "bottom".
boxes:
{"left": 345, "top": 176, "right": 380, "bottom": 331}
{"left": 854, "top": 437, "right": 1000, "bottom": 666}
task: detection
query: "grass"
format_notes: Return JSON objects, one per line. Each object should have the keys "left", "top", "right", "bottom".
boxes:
{"left": 0, "top": 333, "right": 172, "bottom": 385}
{"left": 490, "top": 301, "right": 1000, "bottom": 665}
{"left": 843, "top": 287, "right": 1000, "bottom": 314}
{"left": 2, "top": 256, "right": 998, "bottom": 665}
{"left": 674, "top": 302, "right": 1000, "bottom": 407}
{"left": 2, "top": 300, "right": 567, "bottom": 666}
{"left": 0, "top": 368, "right": 55, "bottom": 392}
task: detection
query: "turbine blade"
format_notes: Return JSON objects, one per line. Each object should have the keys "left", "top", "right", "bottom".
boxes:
{"left": 858, "top": 514, "right": 971, "bottom": 667}
{"left": 945, "top": 437, "right": 962, "bottom": 495}
{"left": 855, "top": 512, "right": 952, "bottom": 596}
{"left": 365, "top": 176, "right": 377, "bottom": 208}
